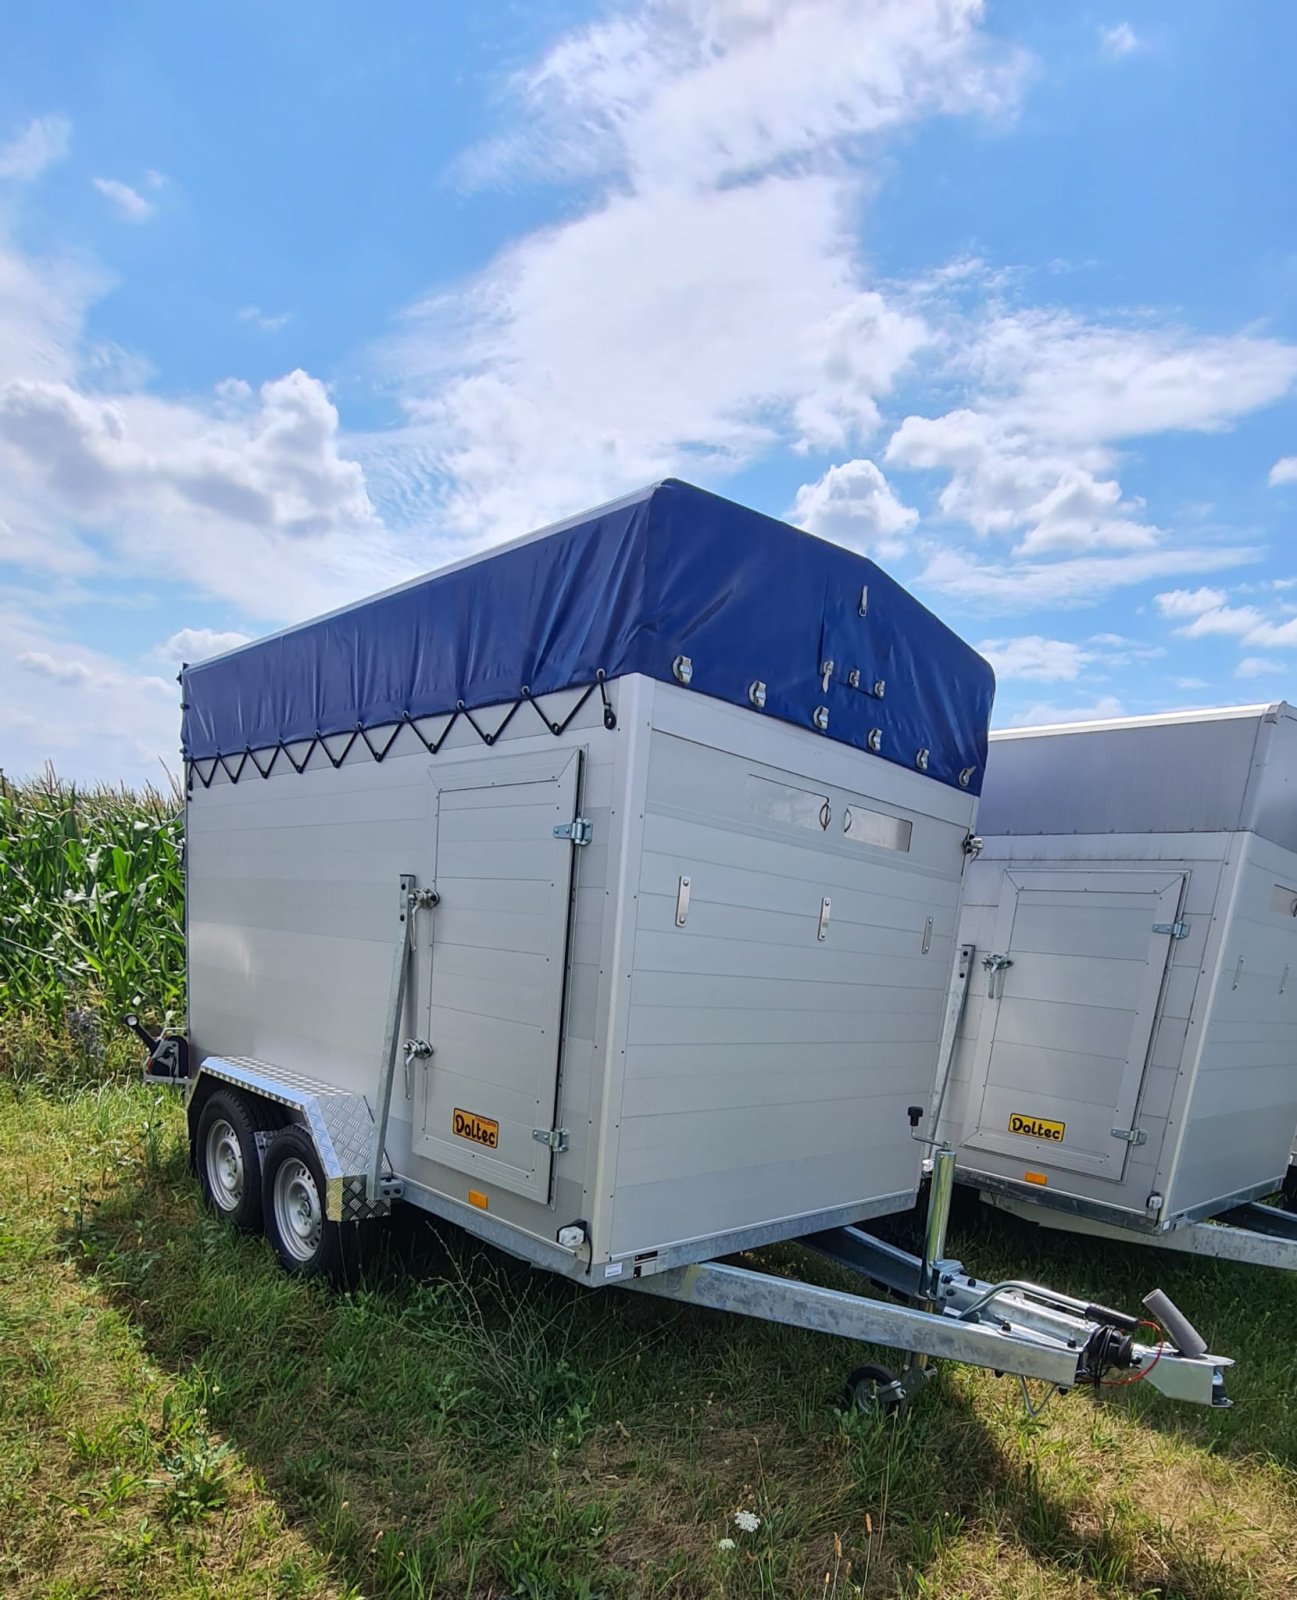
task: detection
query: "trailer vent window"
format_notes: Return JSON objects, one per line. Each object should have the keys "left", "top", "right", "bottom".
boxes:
{"left": 843, "top": 805, "right": 912, "bottom": 853}
{"left": 1269, "top": 883, "right": 1297, "bottom": 917}
{"left": 746, "top": 774, "right": 833, "bottom": 833}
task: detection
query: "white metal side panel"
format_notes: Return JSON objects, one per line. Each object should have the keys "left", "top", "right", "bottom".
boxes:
{"left": 979, "top": 710, "right": 1268, "bottom": 840}
{"left": 1166, "top": 832, "right": 1297, "bottom": 1214}
{"left": 186, "top": 686, "right": 625, "bottom": 1252}
{"left": 1241, "top": 706, "right": 1297, "bottom": 855}
{"left": 609, "top": 696, "right": 975, "bottom": 1259}
{"left": 961, "top": 869, "right": 1184, "bottom": 1179}
{"left": 411, "top": 749, "right": 581, "bottom": 1202}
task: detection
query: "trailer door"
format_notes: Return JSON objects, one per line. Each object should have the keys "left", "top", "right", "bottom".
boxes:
{"left": 413, "top": 748, "right": 582, "bottom": 1203}
{"left": 962, "top": 869, "right": 1185, "bottom": 1179}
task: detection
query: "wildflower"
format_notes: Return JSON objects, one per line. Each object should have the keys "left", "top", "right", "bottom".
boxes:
{"left": 717, "top": 1538, "right": 736, "bottom": 1551}
{"left": 734, "top": 1509, "right": 761, "bottom": 1534}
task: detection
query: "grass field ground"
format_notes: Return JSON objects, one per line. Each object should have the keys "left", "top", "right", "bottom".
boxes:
{"left": 3, "top": 1039, "right": 1297, "bottom": 1600}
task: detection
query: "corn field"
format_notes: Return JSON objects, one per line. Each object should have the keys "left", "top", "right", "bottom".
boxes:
{"left": 0, "top": 767, "right": 184, "bottom": 1026}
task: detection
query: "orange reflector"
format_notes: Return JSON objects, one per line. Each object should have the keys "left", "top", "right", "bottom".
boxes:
{"left": 1024, "top": 1171, "right": 1048, "bottom": 1186}
{"left": 468, "top": 1189, "right": 489, "bottom": 1210}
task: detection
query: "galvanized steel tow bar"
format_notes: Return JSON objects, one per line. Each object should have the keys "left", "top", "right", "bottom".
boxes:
{"left": 632, "top": 1100, "right": 1233, "bottom": 1416}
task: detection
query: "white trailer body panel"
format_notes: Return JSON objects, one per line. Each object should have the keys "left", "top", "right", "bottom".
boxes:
{"left": 938, "top": 704, "right": 1297, "bottom": 1227}
{"left": 188, "top": 674, "right": 976, "bottom": 1274}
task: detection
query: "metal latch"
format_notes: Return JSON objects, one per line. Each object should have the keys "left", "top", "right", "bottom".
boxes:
{"left": 553, "top": 818, "right": 593, "bottom": 846}
{"left": 1112, "top": 1126, "right": 1148, "bottom": 1146}
{"left": 532, "top": 1126, "right": 570, "bottom": 1153}
{"left": 1153, "top": 920, "right": 1190, "bottom": 939}
{"left": 982, "top": 952, "right": 1013, "bottom": 997}
{"left": 402, "top": 1038, "right": 433, "bottom": 1097}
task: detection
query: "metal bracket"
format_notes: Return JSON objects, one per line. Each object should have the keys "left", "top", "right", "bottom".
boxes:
{"left": 554, "top": 818, "right": 593, "bottom": 846}
{"left": 1153, "top": 920, "right": 1190, "bottom": 939}
{"left": 370, "top": 874, "right": 437, "bottom": 1197}
{"left": 532, "top": 1126, "right": 570, "bottom": 1153}
{"left": 1112, "top": 1126, "right": 1148, "bottom": 1147}
{"left": 922, "top": 943, "right": 975, "bottom": 1140}
{"left": 982, "top": 951, "right": 1013, "bottom": 998}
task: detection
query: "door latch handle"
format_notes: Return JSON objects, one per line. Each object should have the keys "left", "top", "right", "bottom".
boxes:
{"left": 982, "top": 952, "right": 1013, "bottom": 998}
{"left": 403, "top": 1038, "right": 433, "bottom": 1097}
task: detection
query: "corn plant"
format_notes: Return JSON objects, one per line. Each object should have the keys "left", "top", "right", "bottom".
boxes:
{"left": 0, "top": 766, "right": 184, "bottom": 1025}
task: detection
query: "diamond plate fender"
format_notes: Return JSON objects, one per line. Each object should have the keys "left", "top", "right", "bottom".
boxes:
{"left": 190, "top": 1056, "right": 395, "bottom": 1221}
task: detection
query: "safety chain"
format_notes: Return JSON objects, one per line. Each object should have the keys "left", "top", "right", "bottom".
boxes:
{"left": 186, "top": 672, "right": 617, "bottom": 792}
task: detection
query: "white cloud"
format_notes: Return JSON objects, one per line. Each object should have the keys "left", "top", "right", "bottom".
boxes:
{"left": 1154, "top": 586, "right": 1227, "bottom": 618}
{"left": 1, "top": 607, "right": 179, "bottom": 785}
{"left": 1152, "top": 583, "right": 1297, "bottom": 656}
{"left": 17, "top": 649, "right": 93, "bottom": 686}
{"left": 92, "top": 177, "right": 156, "bottom": 222}
{"left": 379, "top": 177, "right": 931, "bottom": 541}
{"left": 0, "top": 368, "right": 415, "bottom": 620}
{"left": 887, "top": 307, "right": 1296, "bottom": 601}
{"left": 1172, "top": 604, "right": 1265, "bottom": 639}
{"left": 1269, "top": 455, "right": 1297, "bottom": 486}
{"left": 373, "top": 0, "right": 1024, "bottom": 543}
{"left": 789, "top": 458, "right": 917, "bottom": 556}
{"left": 0, "top": 115, "right": 71, "bottom": 182}
{"left": 1240, "top": 616, "right": 1297, "bottom": 650}
{"left": 239, "top": 306, "right": 293, "bottom": 333}
{"left": 0, "top": 238, "right": 102, "bottom": 390}
{"left": 158, "top": 627, "right": 252, "bottom": 667}
{"left": 976, "top": 635, "right": 1092, "bottom": 681}
{"left": 962, "top": 310, "right": 1297, "bottom": 443}
{"left": 1100, "top": 23, "right": 1141, "bottom": 58}
{"left": 1236, "top": 656, "right": 1286, "bottom": 679}
{"left": 1004, "top": 694, "right": 1127, "bottom": 727}
{"left": 462, "top": 0, "right": 1027, "bottom": 192}
{"left": 918, "top": 542, "right": 1259, "bottom": 609}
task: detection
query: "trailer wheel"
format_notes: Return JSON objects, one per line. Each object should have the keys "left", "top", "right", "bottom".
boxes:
{"left": 195, "top": 1089, "right": 269, "bottom": 1232}
{"left": 261, "top": 1126, "right": 359, "bottom": 1284}
{"left": 1282, "top": 1165, "right": 1297, "bottom": 1213}
{"left": 846, "top": 1363, "right": 907, "bottom": 1417}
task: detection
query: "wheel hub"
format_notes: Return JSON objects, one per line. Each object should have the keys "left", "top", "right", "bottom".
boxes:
{"left": 274, "top": 1158, "right": 323, "bottom": 1262}
{"left": 205, "top": 1119, "right": 244, "bottom": 1210}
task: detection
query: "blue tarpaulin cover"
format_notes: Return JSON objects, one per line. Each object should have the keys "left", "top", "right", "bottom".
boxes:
{"left": 182, "top": 479, "right": 994, "bottom": 793}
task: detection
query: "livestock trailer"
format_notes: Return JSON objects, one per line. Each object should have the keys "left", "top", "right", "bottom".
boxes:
{"left": 136, "top": 481, "right": 1230, "bottom": 1411}
{"left": 936, "top": 704, "right": 1297, "bottom": 1270}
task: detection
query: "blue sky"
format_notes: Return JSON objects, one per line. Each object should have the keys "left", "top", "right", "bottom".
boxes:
{"left": 2, "top": 0, "right": 1296, "bottom": 784}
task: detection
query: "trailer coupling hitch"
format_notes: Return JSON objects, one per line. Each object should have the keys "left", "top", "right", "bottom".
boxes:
{"left": 122, "top": 1013, "right": 190, "bottom": 1085}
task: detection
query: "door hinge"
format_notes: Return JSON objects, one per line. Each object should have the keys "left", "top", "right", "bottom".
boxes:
{"left": 1111, "top": 1126, "right": 1148, "bottom": 1147}
{"left": 1153, "top": 920, "right": 1189, "bottom": 939}
{"left": 553, "top": 818, "right": 593, "bottom": 846}
{"left": 532, "top": 1126, "right": 570, "bottom": 1153}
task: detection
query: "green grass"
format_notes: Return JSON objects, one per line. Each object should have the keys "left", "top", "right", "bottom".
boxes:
{"left": 3, "top": 1056, "right": 1297, "bottom": 1599}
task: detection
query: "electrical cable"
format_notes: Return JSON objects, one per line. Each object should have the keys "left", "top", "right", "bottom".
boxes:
{"left": 1101, "top": 1319, "right": 1165, "bottom": 1387}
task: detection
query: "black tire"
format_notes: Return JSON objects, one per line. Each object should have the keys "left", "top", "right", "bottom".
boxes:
{"left": 1282, "top": 1165, "right": 1297, "bottom": 1213}
{"left": 845, "top": 1363, "right": 906, "bottom": 1416}
{"left": 195, "top": 1088, "right": 272, "bottom": 1231}
{"left": 260, "top": 1125, "right": 361, "bottom": 1284}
